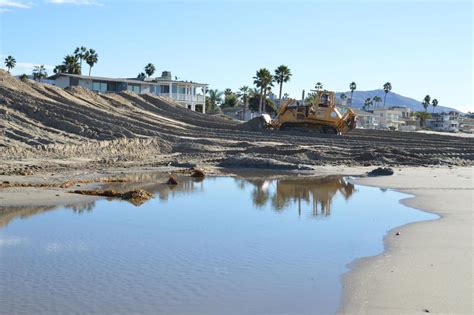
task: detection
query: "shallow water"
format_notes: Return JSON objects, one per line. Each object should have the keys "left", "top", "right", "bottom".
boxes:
{"left": 0, "top": 174, "right": 437, "bottom": 314}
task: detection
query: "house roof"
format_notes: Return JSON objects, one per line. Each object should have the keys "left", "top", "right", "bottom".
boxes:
{"left": 48, "top": 73, "right": 208, "bottom": 87}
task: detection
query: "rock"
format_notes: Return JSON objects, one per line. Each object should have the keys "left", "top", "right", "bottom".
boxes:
{"left": 395, "top": 232, "right": 401, "bottom": 236}
{"left": 367, "top": 167, "right": 394, "bottom": 177}
{"left": 423, "top": 309, "right": 430, "bottom": 313}
{"left": 166, "top": 176, "right": 178, "bottom": 185}
{"left": 2, "top": 181, "right": 10, "bottom": 184}
{"left": 191, "top": 169, "right": 205, "bottom": 178}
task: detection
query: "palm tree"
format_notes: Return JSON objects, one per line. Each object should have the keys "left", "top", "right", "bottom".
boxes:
{"left": 32, "top": 65, "right": 47, "bottom": 81}
{"left": 74, "top": 46, "right": 88, "bottom": 72}
{"left": 144, "top": 63, "right": 155, "bottom": 78}
{"left": 208, "top": 89, "right": 223, "bottom": 107}
{"left": 383, "top": 82, "right": 392, "bottom": 108}
{"left": 53, "top": 65, "right": 66, "bottom": 74}
{"left": 314, "top": 82, "right": 323, "bottom": 92}
{"left": 349, "top": 82, "right": 357, "bottom": 107}
{"left": 340, "top": 93, "right": 347, "bottom": 104}
{"left": 363, "top": 97, "right": 373, "bottom": 110}
{"left": 432, "top": 98, "right": 438, "bottom": 113}
{"left": 253, "top": 68, "right": 273, "bottom": 114}
{"left": 422, "top": 95, "right": 431, "bottom": 112}
{"left": 273, "top": 65, "right": 292, "bottom": 105}
{"left": 373, "top": 95, "right": 382, "bottom": 108}
{"left": 62, "top": 55, "right": 81, "bottom": 74}
{"left": 237, "top": 85, "right": 251, "bottom": 120}
{"left": 137, "top": 72, "right": 146, "bottom": 80}
{"left": 84, "top": 49, "right": 98, "bottom": 76}
{"left": 4, "top": 55, "right": 16, "bottom": 73}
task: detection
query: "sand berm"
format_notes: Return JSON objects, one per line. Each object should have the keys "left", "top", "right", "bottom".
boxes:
{"left": 1, "top": 69, "right": 473, "bottom": 175}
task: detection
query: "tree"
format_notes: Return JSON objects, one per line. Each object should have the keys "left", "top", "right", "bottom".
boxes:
{"left": 32, "top": 65, "right": 47, "bottom": 81}
{"left": 363, "top": 97, "right": 373, "bottom": 110}
{"left": 253, "top": 68, "right": 273, "bottom": 114}
{"left": 432, "top": 98, "right": 438, "bottom": 113}
{"left": 222, "top": 88, "right": 238, "bottom": 108}
{"left": 237, "top": 85, "right": 251, "bottom": 119}
{"left": 340, "top": 93, "right": 347, "bottom": 105}
{"left": 74, "top": 46, "right": 88, "bottom": 72}
{"left": 248, "top": 94, "right": 276, "bottom": 114}
{"left": 62, "top": 55, "right": 81, "bottom": 74}
{"left": 305, "top": 92, "right": 318, "bottom": 105}
{"left": 137, "top": 72, "right": 146, "bottom": 80}
{"left": 282, "top": 93, "right": 289, "bottom": 99}
{"left": 314, "top": 82, "right": 323, "bottom": 92}
{"left": 422, "top": 95, "right": 431, "bottom": 112}
{"left": 383, "top": 82, "right": 392, "bottom": 108}
{"left": 372, "top": 95, "right": 382, "bottom": 108}
{"left": 4, "top": 55, "right": 16, "bottom": 73}
{"left": 53, "top": 65, "right": 66, "bottom": 74}
{"left": 413, "top": 111, "right": 432, "bottom": 128}
{"left": 84, "top": 49, "right": 98, "bottom": 76}
{"left": 19, "top": 73, "right": 28, "bottom": 81}
{"left": 273, "top": 65, "right": 292, "bottom": 105}
{"left": 349, "top": 82, "right": 357, "bottom": 107}
{"left": 144, "top": 63, "right": 155, "bottom": 78}
{"left": 206, "top": 89, "right": 223, "bottom": 113}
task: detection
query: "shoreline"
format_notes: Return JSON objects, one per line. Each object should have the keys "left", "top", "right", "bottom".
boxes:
{"left": 339, "top": 167, "right": 473, "bottom": 314}
{"left": 1, "top": 166, "right": 472, "bottom": 314}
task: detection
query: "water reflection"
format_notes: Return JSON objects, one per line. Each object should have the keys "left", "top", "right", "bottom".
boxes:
{"left": 0, "top": 173, "right": 354, "bottom": 228}
{"left": 237, "top": 176, "right": 355, "bottom": 217}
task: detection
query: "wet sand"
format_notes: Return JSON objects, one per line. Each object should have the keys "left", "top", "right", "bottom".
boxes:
{"left": 340, "top": 167, "right": 473, "bottom": 314}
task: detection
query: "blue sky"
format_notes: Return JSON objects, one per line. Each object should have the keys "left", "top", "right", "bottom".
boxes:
{"left": 0, "top": 0, "right": 472, "bottom": 111}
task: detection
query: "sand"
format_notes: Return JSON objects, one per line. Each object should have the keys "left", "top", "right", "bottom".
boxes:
{"left": 1, "top": 70, "right": 473, "bottom": 177}
{"left": 340, "top": 167, "right": 473, "bottom": 314}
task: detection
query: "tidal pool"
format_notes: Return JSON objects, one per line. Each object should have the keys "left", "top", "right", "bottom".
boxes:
{"left": 0, "top": 174, "right": 437, "bottom": 314}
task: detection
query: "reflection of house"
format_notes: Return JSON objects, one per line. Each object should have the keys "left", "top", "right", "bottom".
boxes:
{"left": 427, "top": 112, "right": 460, "bottom": 132}
{"left": 49, "top": 71, "right": 208, "bottom": 113}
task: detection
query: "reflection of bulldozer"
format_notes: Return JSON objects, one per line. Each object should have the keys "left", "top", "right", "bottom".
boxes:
{"left": 272, "top": 176, "right": 355, "bottom": 216}
{"left": 263, "top": 91, "right": 357, "bottom": 134}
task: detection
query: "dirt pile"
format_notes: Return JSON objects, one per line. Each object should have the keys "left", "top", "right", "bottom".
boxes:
{"left": 1, "top": 70, "right": 473, "bottom": 172}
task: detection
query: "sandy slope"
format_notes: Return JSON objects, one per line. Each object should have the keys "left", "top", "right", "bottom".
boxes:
{"left": 1, "top": 70, "right": 474, "bottom": 176}
{"left": 340, "top": 167, "right": 473, "bottom": 314}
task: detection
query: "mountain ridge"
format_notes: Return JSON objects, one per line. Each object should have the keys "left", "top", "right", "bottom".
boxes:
{"left": 335, "top": 89, "right": 462, "bottom": 113}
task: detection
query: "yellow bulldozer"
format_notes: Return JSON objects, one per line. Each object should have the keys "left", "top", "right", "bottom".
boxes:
{"left": 262, "top": 90, "right": 357, "bottom": 134}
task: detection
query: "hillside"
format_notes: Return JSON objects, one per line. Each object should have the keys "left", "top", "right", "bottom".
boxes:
{"left": 336, "top": 89, "right": 461, "bottom": 113}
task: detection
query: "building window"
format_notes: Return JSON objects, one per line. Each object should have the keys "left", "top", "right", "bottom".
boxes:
{"left": 178, "top": 86, "right": 185, "bottom": 94}
{"left": 161, "top": 85, "right": 169, "bottom": 93}
{"left": 92, "top": 81, "right": 107, "bottom": 92}
{"left": 172, "top": 85, "right": 177, "bottom": 93}
{"left": 127, "top": 84, "right": 141, "bottom": 94}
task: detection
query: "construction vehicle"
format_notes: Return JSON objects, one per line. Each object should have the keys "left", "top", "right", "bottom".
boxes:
{"left": 262, "top": 90, "right": 357, "bottom": 134}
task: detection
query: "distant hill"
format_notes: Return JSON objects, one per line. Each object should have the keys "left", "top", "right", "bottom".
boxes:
{"left": 335, "top": 89, "right": 461, "bottom": 113}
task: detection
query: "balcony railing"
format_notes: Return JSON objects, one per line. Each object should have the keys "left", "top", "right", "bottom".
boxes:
{"left": 170, "top": 93, "right": 205, "bottom": 103}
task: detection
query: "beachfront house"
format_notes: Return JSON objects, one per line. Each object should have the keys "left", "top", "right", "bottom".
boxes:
{"left": 427, "top": 112, "right": 460, "bottom": 132}
{"left": 353, "top": 109, "right": 378, "bottom": 129}
{"left": 372, "top": 106, "right": 413, "bottom": 130}
{"left": 49, "top": 71, "right": 208, "bottom": 113}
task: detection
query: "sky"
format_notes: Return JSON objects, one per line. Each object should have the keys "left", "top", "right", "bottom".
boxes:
{"left": 0, "top": 0, "right": 472, "bottom": 111}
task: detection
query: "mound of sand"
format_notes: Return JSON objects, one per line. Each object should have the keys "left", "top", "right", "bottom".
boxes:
{"left": 1, "top": 70, "right": 473, "bottom": 174}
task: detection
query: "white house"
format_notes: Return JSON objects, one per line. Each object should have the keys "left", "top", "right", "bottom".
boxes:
{"left": 49, "top": 71, "right": 208, "bottom": 113}
{"left": 353, "top": 109, "right": 378, "bottom": 129}
{"left": 427, "top": 112, "right": 460, "bottom": 132}
{"left": 372, "top": 106, "right": 413, "bottom": 130}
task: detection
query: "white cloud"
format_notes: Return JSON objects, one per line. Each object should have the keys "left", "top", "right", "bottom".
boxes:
{"left": 0, "top": 1, "right": 32, "bottom": 12}
{"left": 47, "top": 0, "right": 102, "bottom": 5}
{"left": 0, "top": 0, "right": 31, "bottom": 8}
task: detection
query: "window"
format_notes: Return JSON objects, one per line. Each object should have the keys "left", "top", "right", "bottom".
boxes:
{"left": 178, "top": 86, "right": 185, "bottom": 94}
{"left": 127, "top": 84, "right": 141, "bottom": 94}
{"left": 172, "top": 85, "right": 177, "bottom": 93}
{"left": 161, "top": 85, "right": 169, "bottom": 93}
{"left": 92, "top": 81, "right": 107, "bottom": 92}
